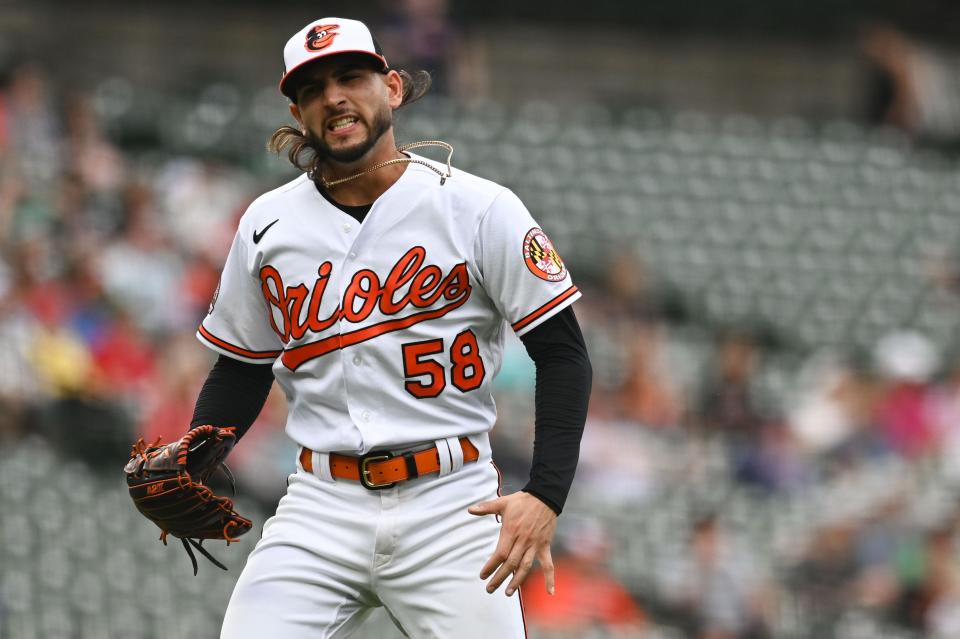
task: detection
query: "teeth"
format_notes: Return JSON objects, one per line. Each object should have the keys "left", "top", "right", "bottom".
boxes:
{"left": 330, "top": 116, "right": 357, "bottom": 130}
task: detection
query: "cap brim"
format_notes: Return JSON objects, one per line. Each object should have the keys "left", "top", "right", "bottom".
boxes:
{"left": 279, "top": 51, "right": 389, "bottom": 100}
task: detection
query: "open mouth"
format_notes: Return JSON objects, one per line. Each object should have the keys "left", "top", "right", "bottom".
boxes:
{"left": 327, "top": 115, "right": 359, "bottom": 132}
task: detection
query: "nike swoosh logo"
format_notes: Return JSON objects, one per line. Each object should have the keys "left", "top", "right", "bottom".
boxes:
{"left": 253, "top": 219, "right": 279, "bottom": 244}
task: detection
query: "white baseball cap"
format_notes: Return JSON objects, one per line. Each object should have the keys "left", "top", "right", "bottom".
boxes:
{"left": 279, "top": 18, "right": 388, "bottom": 100}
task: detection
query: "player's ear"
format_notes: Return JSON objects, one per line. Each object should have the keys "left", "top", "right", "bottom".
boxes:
{"left": 289, "top": 103, "right": 304, "bottom": 131}
{"left": 384, "top": 69, "right": 403, "bottom": 109}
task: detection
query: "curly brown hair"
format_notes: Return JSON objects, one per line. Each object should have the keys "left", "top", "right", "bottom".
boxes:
{"left": 267, "top": 69, "right": 432, "bottom": 176}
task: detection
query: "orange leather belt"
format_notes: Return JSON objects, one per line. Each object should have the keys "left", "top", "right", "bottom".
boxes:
{"left": 299, "top": 437, "right": 480, "bottom": 490}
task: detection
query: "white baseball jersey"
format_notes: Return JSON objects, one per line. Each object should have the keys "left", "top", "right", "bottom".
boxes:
{"left": 198, "top": 154, "right": 580, "bottom": 454}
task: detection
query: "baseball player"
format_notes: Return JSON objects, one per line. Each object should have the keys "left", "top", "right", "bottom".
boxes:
{"left": 191, "top": 17, "right": 592, "bottom": 637}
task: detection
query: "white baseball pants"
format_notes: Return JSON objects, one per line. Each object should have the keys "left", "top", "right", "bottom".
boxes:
{"left": 220, "top": 436, "right": 527, "bottom": 638}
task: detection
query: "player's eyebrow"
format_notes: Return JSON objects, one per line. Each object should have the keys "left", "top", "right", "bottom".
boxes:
{"left": 294, "top": 63, "right": 368, "bottom": 100}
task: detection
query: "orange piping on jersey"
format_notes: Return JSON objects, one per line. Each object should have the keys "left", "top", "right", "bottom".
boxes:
{"left": 511, "top": 286, "right": 579, "bottom": 333}
{"left": 491, "top": 460, "right": 504, "bottom": 500}
{"left": 281, "top": 292, "right": 470, "bottom": 371}
{"left": 197, "top": 325, "right": 282, "bottom": 360}
{"left": 490, "top": 460, "right": 505, "bottom": 524}
{"left": 518, "top": 586, "right": 529, "bottom": 638}
{"left": 499, "top": 457, "right": 529, "bottom": 637}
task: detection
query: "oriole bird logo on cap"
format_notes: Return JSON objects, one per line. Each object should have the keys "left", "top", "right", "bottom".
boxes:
{"left": 305, "top": 24, "right": 340, "bottom": 51}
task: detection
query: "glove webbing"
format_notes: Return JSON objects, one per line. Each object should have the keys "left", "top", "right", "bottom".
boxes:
{"left": 161, "top": 462, "right": 242, "bottom": 576}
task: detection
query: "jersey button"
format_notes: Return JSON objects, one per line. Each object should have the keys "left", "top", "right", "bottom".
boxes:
{"left": 352, "top": 355, "right": 361, "bottom": 366}
{"left": 360, "top": 410, "right": 371, "bottom": 421}
{"left": 343, "top": 223, "right": 352, "bottom": 233}
{"left": 349, "top": 252, "right": 357, "bottom": 259}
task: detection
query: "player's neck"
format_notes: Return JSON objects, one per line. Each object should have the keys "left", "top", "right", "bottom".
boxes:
{"left": 318, "top": 134, "right": 407, "bottom": 206}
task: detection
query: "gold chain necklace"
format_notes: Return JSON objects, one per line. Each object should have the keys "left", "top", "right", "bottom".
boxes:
{"left": 318, "top": 140, "right": 454, "bottom": 189}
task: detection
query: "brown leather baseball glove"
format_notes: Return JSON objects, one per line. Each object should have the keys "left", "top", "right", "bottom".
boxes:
{"left": 125, "top": 425, "right": 253, "bottom": 574}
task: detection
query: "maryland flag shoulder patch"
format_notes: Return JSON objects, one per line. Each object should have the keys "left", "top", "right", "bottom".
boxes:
{"left": 523, "top": 227, "right": 567, "bottom": 282}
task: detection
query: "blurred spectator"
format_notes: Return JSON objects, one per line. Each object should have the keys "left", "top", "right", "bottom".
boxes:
{"left": 735, "top": 420, "right": 810, "bottom": 492}
{"left": 98, "top": 183, "right": 188, "bottom": 335}
{"left": 90, "top": 310, "right": 156, "bottom": 403}
{"left": 930, "top": 358, "right": 960, "bottom": 480}
{"left": 50, "top": 173, "right": 106, "bottom": 253}
{"left": 573, "top": 418, "right": 660, "bottom": 506}
{"left": 377, "top": 0, "right": 487, "bottom": 98}
{"left": 63, "top": 92, "right": 124, "bottom": 194}
{"left": 852, "top": 497, "right": 907, "bottom": 613}
{"left": 4, "top": 63, "right": 60, "bottom": 185}
{"left": 140, "top": 333, "right": 209, "bottom": 444}
{"left": 0, "top": 169, "right": 20, "bottom": 241}
{"left": 789, "top": 354, "right": 861, "bottom": 454}
{"left": 582, "top": 253, "right": 689, "bottom": 423}
{"left": 689, "top": 327, "right": 817, "bottom": 491}
{"left": 872, "top": 331, "right": 939, "bottom": 459}
{"left": 601, "top": 254, "right": 690, "bottom": 326}
{"left": 923, "top": 526, "right": 960, "bottom": 638}
{"left": 659, "top": 513, "right": 773, "bottom": 639}
{"left": 695, "top": 331, "right": 767, "bottom": 440}
{"left": 179, "top": 252, "right": 224, "bottom": 320}
{"left": 61, "top": 251, "right": 113, "bottom": 346}
{"left": 618, "top": 324, "right": 684, "bottom": 428}
{"left": 893, "top": 523, "right": 960, "bottom": 635}
{"left": 788, "top": 353, "right": 888, "bottom": 470}
{"left": 155, "top": 158, "right": 249, "bottom": 260}
{"left": 522, "top": 517, "right": 646, "bottom": 638}
{"left": 30, "top": 300, "right": 93, "bottom": 399}
{"left": 0, "top": 257, "right": 40, "bottom": 443}
{"left": 788, "top": 520, "right": 860, "bottom": 636}
{"left": 861, "top": 23, "right": 960, "bottom": 144}
{"left": 694, "top": 331, "right": 793, "bottom": 490}
{"left": 29, "top": 297, "right": 133, "bottom": 468}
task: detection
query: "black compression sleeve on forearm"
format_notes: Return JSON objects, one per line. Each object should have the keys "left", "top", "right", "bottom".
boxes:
{"left": 190, "top": 355, "right": 275, "bottom": 440}
{"left": 518, "top": 306, "right": 592, "bottom": 515}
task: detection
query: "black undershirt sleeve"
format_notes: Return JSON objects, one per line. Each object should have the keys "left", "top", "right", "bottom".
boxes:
{"left": 517, "top": 306, "right": 592, "bottom": 515}
{"left": 190, "top": 355, "right": 275, "bottom": 438}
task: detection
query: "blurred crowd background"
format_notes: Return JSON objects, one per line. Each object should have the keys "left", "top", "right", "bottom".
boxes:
{"left": 4, "top": 0, "right": 960, "bottom": 637}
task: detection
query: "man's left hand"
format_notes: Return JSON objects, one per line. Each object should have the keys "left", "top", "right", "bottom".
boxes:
{"left": 468, "top": 491, "right": 557, "bottom": 596}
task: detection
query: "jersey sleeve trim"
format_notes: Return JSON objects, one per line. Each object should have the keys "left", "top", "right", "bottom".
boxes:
{"left": 511, "top": 285, "right": 581, "bottom": 336}
{"left": 196, "top": 325, "right": 282, "bottom": 363}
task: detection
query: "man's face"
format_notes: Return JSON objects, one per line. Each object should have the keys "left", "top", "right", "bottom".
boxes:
{"left": 290, "top": 56, "right": 401, "bottom": 164}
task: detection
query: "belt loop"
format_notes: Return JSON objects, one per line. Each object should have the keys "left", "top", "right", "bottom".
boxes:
{"left": 436, "top": 438, "right": 453, "bottom": 476}
{"left": 315, "top": 451, "right": 334, "bottom": 482}
{"left": 446, "top": 436, "right": 464, "bottom": 473}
